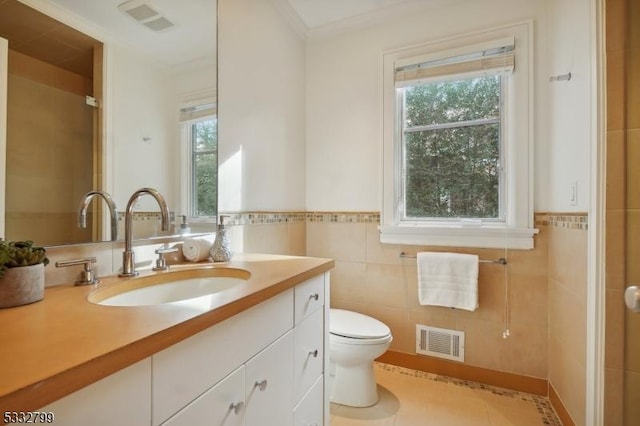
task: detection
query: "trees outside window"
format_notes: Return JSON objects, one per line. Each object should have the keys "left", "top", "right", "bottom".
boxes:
{"left": 401, "top": 74, "right": 502, "bottom": 220}
{"left": 190, "top": 118, "right": 217, "bottom": 217}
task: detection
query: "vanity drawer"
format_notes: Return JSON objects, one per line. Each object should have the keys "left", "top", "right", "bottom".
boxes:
{"left": 162, "top": 365, "right": 245, "bottom": 426}
{"left": 294, "top": 274, "right": 325, "bottom": 325}
{"left": 294, "top": 307, "right": 324, "bottom": 403}
{"left": 152, "top": 288, "right": 294, "bottom": 425}
{"left": 294, "top": 374, "right": 324, "bottom": 426}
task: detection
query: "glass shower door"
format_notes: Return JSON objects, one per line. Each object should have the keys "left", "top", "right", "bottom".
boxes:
{"left": 623, "top": 162, "right": 640, "bottom": 423}
{"left": 622, "top": 0, "right": 640, "bottom": 422}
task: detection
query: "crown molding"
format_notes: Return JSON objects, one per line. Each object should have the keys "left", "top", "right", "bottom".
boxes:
{"left": 305, "top": 0, "right": 463, "bottom": 40}
{"left": 268, "top": 0, "right": 309, "bottom": 40}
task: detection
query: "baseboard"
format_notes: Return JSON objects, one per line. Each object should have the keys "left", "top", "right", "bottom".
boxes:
{"left": 549, "top": 382, "right": 576, "bottom": 426}
{"left": 377, "top": 350, "right": 548, "bottom": 396}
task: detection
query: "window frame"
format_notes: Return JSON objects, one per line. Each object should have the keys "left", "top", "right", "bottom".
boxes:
{"left": 398, "top": 71, "right": 506, "bottom": 223}
{"left": 380, "top": 21, "right": 537, "bottom": 249}
{"left": 179, "top": 101, "right": 217, "bottom": 222}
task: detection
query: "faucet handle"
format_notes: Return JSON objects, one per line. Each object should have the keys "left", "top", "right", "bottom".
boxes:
{"left": 55, "top": 257, "right": 99, "bottom": 286}
{"left": 153, "top": 247, "right": 179, "bottom": 271}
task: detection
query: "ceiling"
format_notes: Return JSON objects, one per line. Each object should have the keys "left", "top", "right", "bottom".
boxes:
{"left": 1, "top": 0, "right": 440, "bottom": 73}
{"left": 45, "top": 0, "right": 217, "bottom": 70}
{"left": 286, "top": 0, "right": 418, "bottom": 28}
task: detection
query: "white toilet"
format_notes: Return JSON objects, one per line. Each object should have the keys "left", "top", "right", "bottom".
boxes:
{"left": 329, "top": 309, "right": 393, "bottom": 407}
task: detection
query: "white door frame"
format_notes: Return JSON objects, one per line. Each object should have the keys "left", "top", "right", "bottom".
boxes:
{"left": 587, "top": 0, "right": 606, "bottom": 424}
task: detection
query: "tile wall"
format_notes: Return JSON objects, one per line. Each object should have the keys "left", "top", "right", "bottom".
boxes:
{"left": 547, "top": 216, "right": 588, "bottom": 426}
{"left": 5, "top": 50, "right": 93, "bottom": 246}
{"left": 306, "top": 212, "right": 554, "bottom": 379}
{"left": 604, "top": 0, "right": 627, "bottom": 423}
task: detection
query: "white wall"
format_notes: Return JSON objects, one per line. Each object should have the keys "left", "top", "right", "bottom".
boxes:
{"left": 217, "top": 0, "right": 306, "bottom": 212}
{"left": 305, "top": 0, "right": 552, "bottom": 212}
{"left": 545, "top": 0, "right": 592, "bottom": 212}
{"left": 174, "top": 62, "right": 217, "bottom": 102}
{"left": 107, "top": 45, "right": 178, "bottom": 212}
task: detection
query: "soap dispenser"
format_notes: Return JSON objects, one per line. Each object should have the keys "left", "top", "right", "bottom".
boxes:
{"left": 210, "top": 215, "right": 233, "bottom": 262}
{"left": 177, "top": 215, "right": 191, "bottom": 235}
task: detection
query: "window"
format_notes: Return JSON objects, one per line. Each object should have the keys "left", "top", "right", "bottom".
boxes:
{"left": 180, "top": 101, "right": 217, "bottom": 219}
{"left": 401, "top": 73, "right": 503, "bottom": 221}
{"left": 381, "top": 22, "right": 537, "bottom": 249}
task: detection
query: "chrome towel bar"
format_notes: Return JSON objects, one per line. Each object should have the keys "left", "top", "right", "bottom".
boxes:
{"left": 399, "top": 252, "right": 507, "bottom": 265}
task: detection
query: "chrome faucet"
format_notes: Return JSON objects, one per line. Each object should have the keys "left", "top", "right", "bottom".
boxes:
{"left": 78, "top": 190, "right": 118, "bottom": 241}
{"left": 119, "top": 188, "right": 170, "bottom": 277}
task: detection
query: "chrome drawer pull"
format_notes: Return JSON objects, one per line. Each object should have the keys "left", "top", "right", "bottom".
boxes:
{"left": 308, "top": 349, "right": 319, "bottom": 358}
{"left": 229, "top": 401, "right": 244, "bottom": 414}
{"left": 254, "top": 379, "right": 268, "bottom": 391}
{"left": 309, "top": 293, "right": 319, "bottom": 301}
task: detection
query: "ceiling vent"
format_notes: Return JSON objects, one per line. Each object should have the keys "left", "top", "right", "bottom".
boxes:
{"left": 118, "top": 0, "right": 175, "bottom": 32}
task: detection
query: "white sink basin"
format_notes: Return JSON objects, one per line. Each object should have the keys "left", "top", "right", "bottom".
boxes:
{"left": 89, "top": 268, "right": 250, "bottom": 307}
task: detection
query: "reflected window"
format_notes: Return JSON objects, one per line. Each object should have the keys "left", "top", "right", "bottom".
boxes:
{"left": 180, "top": 102, "right": 217, "bottom": 218}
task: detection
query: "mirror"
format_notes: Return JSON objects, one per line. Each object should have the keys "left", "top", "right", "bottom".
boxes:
{"left": 0, "top": 0, "right": 217, "bottom": 246}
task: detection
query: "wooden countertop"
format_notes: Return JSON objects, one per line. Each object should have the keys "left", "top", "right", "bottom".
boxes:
{"left": 0, "top": 253, "right": 334, "bottom": 412}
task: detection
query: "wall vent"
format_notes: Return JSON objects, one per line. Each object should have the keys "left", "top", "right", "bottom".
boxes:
{"left": 118, "top": 0, "right": 175, "bottom": 32}
{"left": 416, "top": 325, "right": 465, "bottom": 362}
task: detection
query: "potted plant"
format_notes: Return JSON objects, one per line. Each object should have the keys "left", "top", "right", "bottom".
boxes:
{"left": 0, "top": 240, "right": 49, "bottom": 308}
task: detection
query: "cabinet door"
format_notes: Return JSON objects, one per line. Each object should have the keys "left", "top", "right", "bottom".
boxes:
{"left": 163, "top": 366, "right": 245, "bottom": 426}
{"left": 294, "top": 308, "right": 324, "bottom": 403}
{"left": 42, "top": 359, "right": 151, "bottom": 426}
{"left": 245, "top": 330, "right": 294, "bottom": 426}
{"left": 294, "top": 375, "right": 323, "bottom": 426}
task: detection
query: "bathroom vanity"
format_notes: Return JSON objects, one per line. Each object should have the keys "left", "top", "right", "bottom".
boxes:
{"left": 0, "top": 254, "right": 333, "bottom": 426}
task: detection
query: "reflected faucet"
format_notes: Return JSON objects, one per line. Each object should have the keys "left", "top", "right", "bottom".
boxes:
{"left": 78, "top": 190, "right": 118, "bottom": 241}
{"left": 119, "top": 188, "right": 170, "bottom": 277}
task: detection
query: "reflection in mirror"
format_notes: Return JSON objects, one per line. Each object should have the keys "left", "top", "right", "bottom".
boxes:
{"left": 0, "top": 0, "right": 101, "bottom": 245}
{"left": 0, "top": 0, "right": 217, "bottom": 246}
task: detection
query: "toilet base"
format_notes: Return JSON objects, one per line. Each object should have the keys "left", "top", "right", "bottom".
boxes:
{"left": 329, "top": 362, "right": 378, "bottom": 407}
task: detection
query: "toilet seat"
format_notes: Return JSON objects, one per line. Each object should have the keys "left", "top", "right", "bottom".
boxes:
{"left": 330, "top": 309, "right": 391, "bottom": 340}
{"left": 330, "top": 333, "right": 392, "bottom": 345}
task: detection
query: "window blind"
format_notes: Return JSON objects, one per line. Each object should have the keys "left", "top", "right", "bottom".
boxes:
{"left": 179, "top": 102, "right": 217, "bottom": 122}
{"left": 395, "top": 39, "right": 515, "bottom": 87}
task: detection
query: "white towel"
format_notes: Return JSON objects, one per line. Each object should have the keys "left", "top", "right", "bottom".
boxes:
{"left": 182, "top": 238, "right": 212, "bottom": 262}
{"left": 417, "top": 252, "right": 479, "bottom": 311}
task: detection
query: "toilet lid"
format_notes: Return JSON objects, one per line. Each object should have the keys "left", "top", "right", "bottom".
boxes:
{"left": 330, "top": 309, "right": 391, "bottom": 339}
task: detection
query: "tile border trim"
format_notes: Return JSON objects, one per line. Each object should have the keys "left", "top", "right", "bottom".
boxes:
{"left": 218, "top": 211, "right": 587, "bottom": 229}
{"left": 375, "top": 362, "right": 562, "bottom": 426}
{"left": 535, "top": 212, "right": 588, "bottom": 230}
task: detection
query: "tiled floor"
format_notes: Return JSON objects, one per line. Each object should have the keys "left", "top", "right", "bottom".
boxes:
{"left": 330, "top": 363, "right": 562, "bottom": 426}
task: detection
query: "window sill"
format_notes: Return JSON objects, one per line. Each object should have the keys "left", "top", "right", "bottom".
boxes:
{"left": 378, "top": 224, "right": 538, "bottom": 249}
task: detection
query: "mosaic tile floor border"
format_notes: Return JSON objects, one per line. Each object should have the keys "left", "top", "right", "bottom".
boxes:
{"left": 375, "top": 362, "right": 563, "bottom": 426}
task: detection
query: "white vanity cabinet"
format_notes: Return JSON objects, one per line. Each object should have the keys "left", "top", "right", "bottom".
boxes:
{"left": 40, "top": 272, "right": 330, "bottom": 426}
{"left": 41, "top": 359, "right": 152, "bottom": 426}
{"left": 293, "top": 273, "right": 327, "bottom": 426}
{"left": 152, "top": 288, "right": 294, "bottom": 425}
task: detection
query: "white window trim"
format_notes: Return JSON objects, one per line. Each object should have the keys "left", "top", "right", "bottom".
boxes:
{"left": 179, "top": 94, "right": 217, "bottom": 221}
{"left": 381, "top": 21, "right": 537, "bottom": 250}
